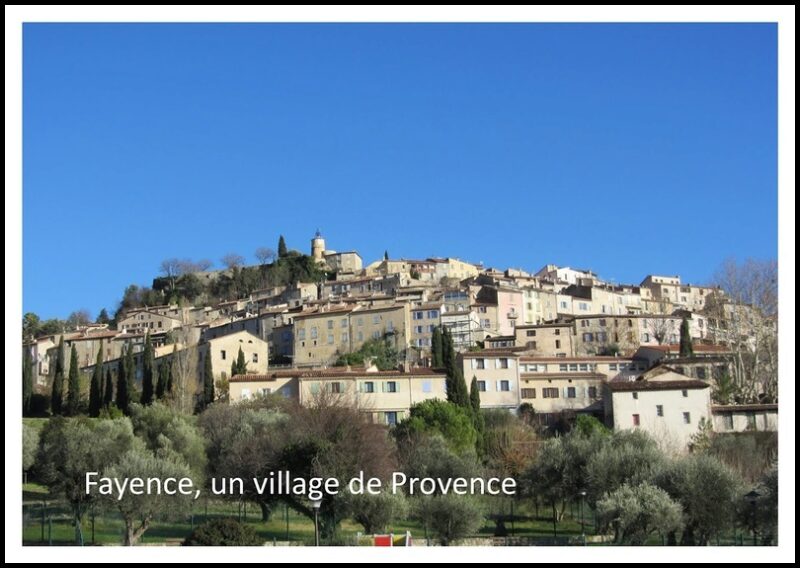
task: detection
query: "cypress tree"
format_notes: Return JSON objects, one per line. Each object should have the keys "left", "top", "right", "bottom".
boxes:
{"left": 89, "top": 345, "right": 104, "bottom": 417}
{"left": 23, "top": 347, "right": 33, "bottom": 416}
{"left": 469, "top": 375, "right": 481, "bottom": 415}
{"left": 431, "top": 326, "right": 444, "bottom": 368}
{"left": 156, "top": 359, "right": 169, "bottom": 400}
{"left": 141, "top": 333, "right": 154, "bottom": 405}
{"left": 278, "top": 235, "right": 288, "bottom": 258}
{"left": 104, "top": 368, "right": 114, "bottom": 408}
{"left": 231, "top": 346, "right": 247, "bottom": 377}
{"left": 167, "top": 345, "right": 177, "bottom": 394}
{"left": 124, "top": 340, "right": 136, "bottom": 407}
{"left": 384, "top": 250, "right": 389, "bottom": 261}
{"left": 67, "top": 344, "right": 81, "bottom": 416}
{"left": 51, "top": 336, "right": 66, "bottom": 415}
{"left": 679, "top": 317, "right": 694, "bottom": 357}
{"left": 443, "top": 328, "right": 469, "bottom": 407}
{"left": 202, "top": 348, "right": 214, "bottom": 409}
{"left": 116, "top": 345, "right": 130, "bottom": 414}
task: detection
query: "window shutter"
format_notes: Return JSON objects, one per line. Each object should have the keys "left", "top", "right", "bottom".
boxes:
{"left": 471, "top": 359, "right": 476, "bottom": 370}
{"left": 395, "top": 381, "right": 401, "bottom": 392}
{"left": 508, "top": 380, "right": 514, "bottom": 391}
{"left": 377, "top": 411, "right": 385, "bottom": 424}
{"left": 398, "top": 411, "right": 405, "bottom": 421}
{"left": 496, "top": 380, "right": 501, "bottom": 392}
{"left": 381, "top": 382, "right": 387, "bottom": 393}
{"left": 563, "top": 387, "right": 569, "bottom": 398}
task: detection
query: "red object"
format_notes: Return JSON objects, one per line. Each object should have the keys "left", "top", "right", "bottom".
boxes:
{"left": 373, "top": 535, "right": 393, "bottom": 547}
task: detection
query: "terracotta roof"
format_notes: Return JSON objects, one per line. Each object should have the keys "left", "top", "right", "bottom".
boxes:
{"left": 441, "top": 310, "right": 473, "bottom": 317}
{"left": 293, "top": 306, "right": 355, "bottom": 318}
{"left": 66, "top": 331, "right": 119, "bottom": 341}
{"left": 230, "top": 367, "right": 445, "bottom": 382}
{"left": 711, "top": 404, "right": 778, "bottom": 413}
{"left": 607, "top": 380, "right": 709, "bottom": 392}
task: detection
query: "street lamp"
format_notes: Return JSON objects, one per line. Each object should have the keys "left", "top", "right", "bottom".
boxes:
{"left": 579, "top": 490, "right": 587, "bottom": 546}
{"left": 312, "top": 499, "right": 322, "bottom": 547}
{"left": 745, "top": 490, "right": 760, "bottom": 547}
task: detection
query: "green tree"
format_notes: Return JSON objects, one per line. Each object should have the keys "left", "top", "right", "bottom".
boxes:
{"left": 202, "top": 348, "right": 214, "bottom": 408}
{"left": 116, "top": 346, "right": 130, "bottom": 415}
{"left": 278, "top": 235, "right": 288, "bottom": 258}
{"left": 156, "top": 359, "right": 169, "bottom": 400}
{"left": 469, "top": 375, "right": 481, "bottom": 415}
{"left": 23, "top": 423, "right": 39, "bottom": 477}
{"left": 384, "top": 250, "right": 389, "bottom": 261}
{"left": 89, "top": 346, "right": 104, "bottom": 417}
{"left": 67, "top": 344, "right": 81, "bottom": 416}
{"left": 103, "top": 368, "right": 114, "bottom": 408}
{"left": 183, "top": 518, "right": 262, "bottom": 546}
{"left": 141, "top": 333, "right": 155, "bottom": 405}
{"left": 335, "top": 336, "right": 399, "bottom": 370}
{"left": 344, "top": 491, "right": 408, "bottom": 535}
{"left": 431, "top": 326, "right": 444, "bottom": 367}
{"left": 106, "top": 449, "right": 195, "bottom": 545}
{"left": 129, "top": 403, "right": 207, "bottom": 475}
{"left": 394, "top": 399, "right": 478, "bottom": 456}
{"left": 712, "top": 371, "right": 739, "bottom": 405}
{"left": 23, "top": 347, "right": 34, "bottom": 415}
{"left": 36, "top": 417, "right": 138, "bottom": 544}
{"left": 51, "top": 337, "right": 66, "bottom": 415}
{"left": 679, "top": 317, "right": 694, "bottom": 357}
{"left": 596, "top": 483, "right": 683, "bottom": 545}
{"left": 443, "top": 329, "right": 469, "bottom": 407}
{"left": 23, "top": 312, "right": 41, "bottom": 340}
{"left": 653, "top": 454, "right": 743, "bottom": 545}
{"left": 231, "top": 346, "right": 248, "bottom": 377}
{"left": 96, "top": 308, "right": 110, "bottom": 325}
{"left": 414, "top": 494, "right": 483, "bottom": 546}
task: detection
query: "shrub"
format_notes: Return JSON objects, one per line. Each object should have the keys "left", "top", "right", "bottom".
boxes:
{"left": 183, "top": 518, "right": 262, "bottom": 546}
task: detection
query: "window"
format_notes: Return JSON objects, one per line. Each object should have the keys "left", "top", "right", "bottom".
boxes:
{"left": 341, "top": 319, "right": 348, "bottom": 328}
{"left": 581, "top": 320, "right": 589, "bottom": 328}
{"left": 330, "top": 382, "right": 342, "bottom": 394}
{"left": 599, "top": 319, "right": 607, "bottom": 327}
{"left": 476, "top": 359, "right": 485, "bottom": 370}
{"left": 527, "top": 330, "right": 536, "bottom": 337}
{"left": 746, "top": 413, "right": 757, "bottom": 430}
{"left": 252, "top": 353, "right": 258, "bottom": 363}
{"left": 357, "top": 318, "right": 364, "bottom": 326}
{"left": 428, "top": 310, "right": 439, "bottom": 318}
{"left": 521, "top": 388, "right": 536, "bottom": 398}
{"left": 583, "top": 333, "right": 593, "bottom": 342}
{"left": 298, "top": 329, "right": 306, "bottom": 340}
{"left": 632, "top": 392, "right": 638, "bottom": 400}
{"left": 566, "top": 387, "right": 576, "bottom": 398}
{"left": 477, "top": 380, "right": 487, "bottom": 392}
{"left": 498, "top": 358, "right": 509, "bottom": 369}
{"left": 310, "top": 327, "right": 318, "bottom": 339}
{"left": 560, "top": 301, "right": 568, "bottom": 309}
{"left": 579, "top": 364, "right": 588, "bottom": 372}
{"left": 482, "top": 319, "right": 491, "bottom": 328}
{"left": 683, "top": 412, "right": 691, "bottom": 424}
{"left": 588, "top": 386, "right": 597, "bottom": 399}
{"left": 479, "top": 306, "right": 487, "bottom": 313}
{"left": 327, "top": 320, "right": 334, "bottom": 330}
{"left": 559, "top": 364, "right": 568, "bottom": 372}
{"left": 415, "top": 325, "right": 423, "bottom": 334}
{"left": 543, "top": 388, "right": 559, "bottom": 398}
{"left": 220, "top": 350, "right": 227, "bottom": 360}
{"left": 373, "top": 315, "right": 380, "bottom": 324}
{"left": 363, "top": 381, "right": 375, "bottom": 393}
{"left": 372, "top": 331, "right": 381, "bottom": 340}
{"left": 499, "top": 380, "right": 511, "bottom": 392}
{"left": 696, "top": 367, "right": 707, "bottom": 380}
{"left": 642, "top": 333, "right": 650, "bottom": 342}
{"left": 342, "top": 332, "right": 349, "bottom": 343}
{"left": 413, "top": 311, "right": 424, "bottom": 320}
{"left": 385, "top": 411, "right": 398, "bottom": 426}
{"left": 327, "top": 334, "right": 334, "bottom": 345}
{"left": 385, "top": 381, "right": 397, "bottom": 393}
{"left": 569, "top": 364, "right": 578, "bottom": 372}
{"left": 555, "top": 340, "right": 561, "bottom": 349}
{"left": 681, "top": 389, "right": 688, "bottom": 398}
{"left": 241, "top": 388, "right": 251, "bottom": 400}
{"left": 158, "top": 321, "right": 163, "bottom": 328}
{"left": 597, "top": 332, "right": 608, "bottom": 342}
{"left": 357, "top": 331, "right": 364, "bottom": 342}
{"left": 554, "top": 329, "right": 561, "bottom": 336}
{"left": 422, "top": 380, "right": 432, "bottom": 393}
{"left": 723, "top": 414, "right": 734, "bottom": 430}
{"left": 632, "top": 414, "right": 640, "bottom": 427}
{"left": 579, "top": 302, "right": 589, "bottom": 311}
{"left": 656, "top": 405, "right": 664, "bottom": 417}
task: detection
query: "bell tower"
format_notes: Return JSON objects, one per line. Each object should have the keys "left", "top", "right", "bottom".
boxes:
{"left": 311, "top": 229, "right": 326, "bottom": 262}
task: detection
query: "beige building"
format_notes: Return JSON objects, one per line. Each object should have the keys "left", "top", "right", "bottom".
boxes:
{"left": 440, "top": 309, "right": 483, "bottom": 351}
{"left": 640, "top": 274, "right": 718, "bottom": 312}
{"left": 324, "top": 251, "right": 363, "bottom": 274}
{"left": 230, "top": 367, "right": 447, "bottom": 426}
{"left": 293, "top": 303, "right": 411, "bottom": 367}
{"left": 205, "top": 330, "right": 269, "bottom": 383}
{"left": 711, "top": 404, "right": 778, "bottom": 433}
{"left": 410, "top": 302, "right": 443, "bottom": 355}
{"left": 461, "top": 351, "right": 521, "bottom": 410}
{"left": 514, "top": 323, "right": 575, "bottom": 357}
{"left": 604, "top": 370, "right": 712, "bottom": 452}
{"left": 118, "top": 309, "right": 183, "bottom": 334}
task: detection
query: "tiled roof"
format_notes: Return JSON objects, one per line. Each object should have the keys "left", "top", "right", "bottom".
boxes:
{"left": 521, "top": 356, "right": 634, "bottom": 363}
{"left": 607, "top": 380, "right": 709, "bottom": 392}
{"left": 711, "top": 404, "right": 778, "bottom": 413}
{"left": 520, "top": 372, "right": 606, "bottom": 380}
{"left": 231, "top": 367, "right": 445, "bottom": 382}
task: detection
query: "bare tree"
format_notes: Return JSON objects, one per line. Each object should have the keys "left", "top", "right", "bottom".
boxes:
{"left": 195, "top": 259, "right": 213, "bottom": 272}
{"left": 66, "top": 309, "right": 93, "bottom": 330}
{"left": 166, "top": 313, "right": 201, "bottom": 414}
{"left": 707, "top": 258, "right": 778, "bottom": 403}
{"left": 159, "top": 258, "right": 182, "bottom": 293}
{"left": 255, "top": 247, "right": 276, "bottom": 266}
{"left": 221, "top": 253, "right": 246, "bottom": 271}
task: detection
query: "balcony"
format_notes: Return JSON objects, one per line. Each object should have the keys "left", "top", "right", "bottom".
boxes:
{"left": 507, "top": 312, "right": 518, "bottom": 319}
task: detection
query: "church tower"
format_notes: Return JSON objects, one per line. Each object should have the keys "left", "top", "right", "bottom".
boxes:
{"left": 311, "top": 229, "right": 326, "bottom": 262}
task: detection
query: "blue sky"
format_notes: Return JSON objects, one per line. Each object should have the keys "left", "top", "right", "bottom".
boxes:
{"left": 23, "top": 23, "right": 777, "bottom": 320}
